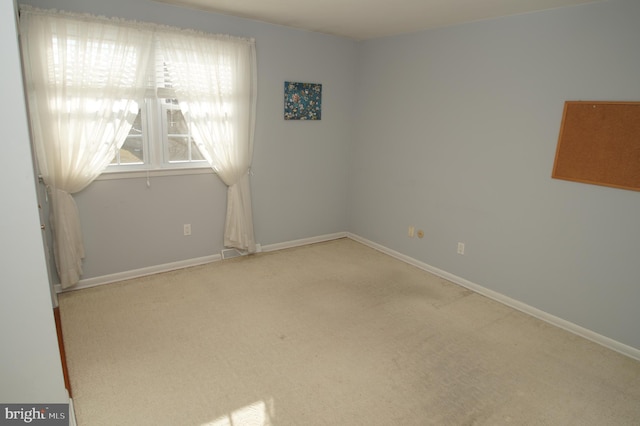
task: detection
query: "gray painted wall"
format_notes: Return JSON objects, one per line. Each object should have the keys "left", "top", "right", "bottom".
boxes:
{"left": 23, "top": 0, "right": 356, "bottom": 280}
{"left": 350, "top": 0, "right": 640, "bottom": 350}
{"left": 1, "top": 0, "right": 67, "bottom": 403}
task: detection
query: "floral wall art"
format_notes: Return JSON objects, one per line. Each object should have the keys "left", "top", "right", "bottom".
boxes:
{"left": 284, "top": 81, "right": 322, "bottom": 120}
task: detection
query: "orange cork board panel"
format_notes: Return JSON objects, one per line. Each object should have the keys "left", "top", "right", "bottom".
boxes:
{"left": 552, "top": 101, "right": 640, "bottom": 192}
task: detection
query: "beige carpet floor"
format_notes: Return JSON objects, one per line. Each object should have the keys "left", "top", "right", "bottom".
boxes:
{"left": 59, "top": 238, "right": 640, "bottom": 426}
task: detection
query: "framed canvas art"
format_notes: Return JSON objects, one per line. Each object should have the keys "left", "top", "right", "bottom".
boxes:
{"left": 284, "top": 81, "right": 322, "bottom": 120}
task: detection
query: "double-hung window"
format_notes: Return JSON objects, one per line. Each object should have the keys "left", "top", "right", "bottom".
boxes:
{"left": 109, "top": 98, "right": 206, "bottom": 171}
{"left": 107, "top": 54, "right": 217, "bottom": 173}
{"left": 105, "top": 60, "right": 209, "bottom": 173}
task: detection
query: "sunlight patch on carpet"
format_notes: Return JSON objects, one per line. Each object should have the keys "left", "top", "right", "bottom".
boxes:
{"left": 203, "top": 398, "right": 274, "bottom": 426}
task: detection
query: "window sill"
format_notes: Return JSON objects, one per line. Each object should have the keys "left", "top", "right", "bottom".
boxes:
{"left": 97, "top": 166, "right": 214, "bottom": 181}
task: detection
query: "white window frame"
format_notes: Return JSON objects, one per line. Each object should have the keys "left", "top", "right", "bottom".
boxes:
{"left": 102, "top": 99, "right": 211, "bottom": 176}
{"left": 103, "top": 50, "right": 213, "bottom": 176}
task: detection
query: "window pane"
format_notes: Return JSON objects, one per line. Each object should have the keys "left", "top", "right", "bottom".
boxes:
{"left": 168, "top": 136, "right": 189, "bottom": 162}
{"left": 191, "top": 141, "right": 205, "bottom": 161}
{"left": 166, "top": 108, "right": 188, "bottom": 135}
{"left": 164, "top": 103, "right": 206, "bottom": 164}
{"left": 129, "top": 110, "right": 143, "bottom": 135}
{"left": 120, "top": 136, "right": 144, "bottom": 164}
{"left": 109, "top": 109, "right": 144, "bottom": 166}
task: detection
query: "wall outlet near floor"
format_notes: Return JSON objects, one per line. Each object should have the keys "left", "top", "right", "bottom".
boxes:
{"left": 457, "top": 242, "right": 465, "bottom": 255}
{"left": 408, "top": 226, "right": 415, "bottom": 238}
{"left": 183, "top": 224, "right": 192, "bottom": 236}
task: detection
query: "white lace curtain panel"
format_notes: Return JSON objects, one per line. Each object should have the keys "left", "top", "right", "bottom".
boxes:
{"left": 157, "top": 31, "right": 257, "bottom": 253}
{"left": 19, "top": 6, "right": 258, "bottom": 288}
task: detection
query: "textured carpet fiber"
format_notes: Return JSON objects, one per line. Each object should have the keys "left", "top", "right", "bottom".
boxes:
{"left": 59, "top": 238, "right": 640, "bottom": 425}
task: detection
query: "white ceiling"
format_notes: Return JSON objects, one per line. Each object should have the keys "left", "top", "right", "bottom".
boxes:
{"left": 154, "top": 0, "right": 602, "bottom": 40}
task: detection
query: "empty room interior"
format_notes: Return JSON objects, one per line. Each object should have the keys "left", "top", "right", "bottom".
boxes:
{"left": 2, "top": 0, "right": 640, "bottom": 424}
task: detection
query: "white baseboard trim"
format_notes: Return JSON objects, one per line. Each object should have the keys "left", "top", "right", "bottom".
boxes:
{"left": 261, "top": 232, "right": 348, "bottom": 253}
{"left": 56, "top": 232, "right": 348, "bottom": 294}
{"left": 55, "top": 253, "right": 221, "bottom": 293}
{"left": 347, "top": 233, "right": 640, "bottom": 362}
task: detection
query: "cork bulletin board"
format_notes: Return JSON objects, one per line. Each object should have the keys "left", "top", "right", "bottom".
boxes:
{"left": 552, "top": 101, "right": 640, "bottom": 192}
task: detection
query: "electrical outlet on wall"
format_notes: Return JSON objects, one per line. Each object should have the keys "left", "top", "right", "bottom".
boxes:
{"left": 184, "top": 224, "right": 192, "bottom": 236}
{"left": 457, "top": 242, "right": 465, "bottom": 255}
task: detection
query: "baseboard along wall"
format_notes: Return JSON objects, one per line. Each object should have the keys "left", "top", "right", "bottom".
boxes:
{"left": 55, "top": 232, "right": 347, "bottom": 294}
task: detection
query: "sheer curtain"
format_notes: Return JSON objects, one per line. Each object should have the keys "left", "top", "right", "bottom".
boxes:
{"left": 19, "top": 7, "right": 152, "bottom": 288}
{"left": 157, "top": 31, "right": 258, "bottom": 252}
